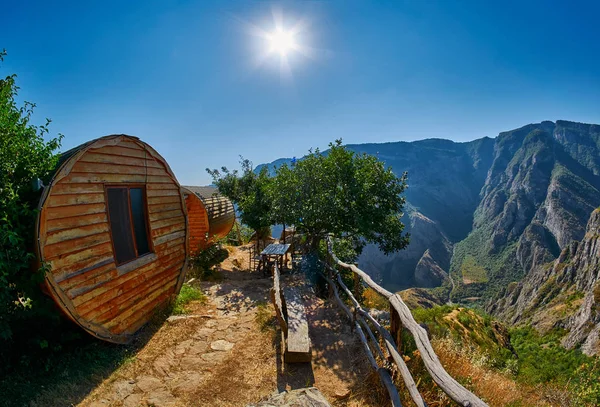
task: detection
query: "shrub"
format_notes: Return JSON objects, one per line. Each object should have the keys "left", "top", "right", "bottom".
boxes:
{"left": 188, "top": 242, "right": 229, "bottom": 280}
{"left": 0, "top": 50, "right": 63, "bottom": 368}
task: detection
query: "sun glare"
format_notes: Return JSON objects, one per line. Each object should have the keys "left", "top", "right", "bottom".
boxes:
{"left": 240, "top": 7, "right": 324, "bottom": 82}
{"left": 268, "top": 29, "right": 295, "bottom": 55}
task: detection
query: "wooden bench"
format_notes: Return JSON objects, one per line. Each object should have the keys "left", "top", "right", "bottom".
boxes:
{"left": 270, "top": 265, "right": 311, "bottom": 363}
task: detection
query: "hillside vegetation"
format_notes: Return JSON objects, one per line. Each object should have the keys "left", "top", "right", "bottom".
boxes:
{"left": 409, "top": 305, "right": 600, "bottom": 405}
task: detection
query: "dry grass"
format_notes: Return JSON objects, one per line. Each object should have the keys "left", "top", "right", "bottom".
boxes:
{"left": 185, "top": 325, "right": 278, "bottom": 406}
{"left": 430, "top": 337, "right": 569, "bottom": 407}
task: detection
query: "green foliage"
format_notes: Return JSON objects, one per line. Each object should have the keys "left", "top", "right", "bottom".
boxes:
{"left": 413, "top": 304, "right": 600, "bottom": 405}
{"left": 270, "top": 139, "right": 409, "bottom": 254}
{"left": 188, "top": 242, "right": 229, "bottom": 280}
{"left": 226, "top": 220, "right": 254, "bottom": 245}
{"left": 172, "top": 284, "right": 206, "bottom": 315}
{"left": 509, "top": 326, "right": 600, "bottom": 404}
{"left": 0, "top": 50, "right": 62, "bottom": 361}
{"left": 207, "top": 157, "right": 272, "bottom": 238}
{"left": 460, "top": 255, "right": 489, "bottom": 283}
{"left": 450, "top": 222, "right": 522, "bottom": 300}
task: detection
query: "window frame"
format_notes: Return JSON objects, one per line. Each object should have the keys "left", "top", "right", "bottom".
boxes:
{"left": 104, "top": 184, "right": 154, "bottom": 266}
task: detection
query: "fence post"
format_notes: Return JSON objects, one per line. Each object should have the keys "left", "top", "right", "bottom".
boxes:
{"left": 353, "top": 267, "right": 363, "bottom": 303}
{"left": 390, "top": 301, "right": 403, "bottom": 352}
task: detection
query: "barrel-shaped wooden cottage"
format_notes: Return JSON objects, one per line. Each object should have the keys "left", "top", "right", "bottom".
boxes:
{"left": 181, "top": 186, "right": 235, "bottom": 253}
{"left": 36, "top": 135, "right": 188, "bottom": 343}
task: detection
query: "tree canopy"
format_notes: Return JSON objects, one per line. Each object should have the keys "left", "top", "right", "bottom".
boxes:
{"left": 207, "top": 157, "right": 272, "bottom": 239}
{"left": 270, "top": 139, "right": 409, "bottom": 254}
{"left": 210, "top": 140, "right": 409, "bottom": 257}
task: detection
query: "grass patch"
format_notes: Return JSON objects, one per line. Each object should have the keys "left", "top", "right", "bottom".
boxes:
{"left": 172, "top": 284, "right": 206, "bottom": 315}
{"left": 254, "top": 302, "right": 276, "bottom": 333}
{"left": 460, "top": 255, "right": 489, "bottom": 284}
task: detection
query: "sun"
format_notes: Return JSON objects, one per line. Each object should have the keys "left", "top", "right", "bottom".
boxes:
{"left": 268, "top": 29, "right": 296, "bottom": 55}
{"left": 239, "top": 8, "right": 324, "bottom": 82}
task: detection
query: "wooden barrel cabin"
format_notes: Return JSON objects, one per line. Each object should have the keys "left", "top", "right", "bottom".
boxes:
{"left": 181, "top": 186, "right": 235, "bottom": 253}
{"left": 35, "top": 135, "right": 188, "bottom": 343}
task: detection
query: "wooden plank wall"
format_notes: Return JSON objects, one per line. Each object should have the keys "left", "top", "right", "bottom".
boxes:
{"left": 39, "top": 137, "right": 187, "bottom": 342}
{"left": 184, "top": 192, "right": 209, "bottom": 254}
{"left": 203, "top": 194, "right": 235, "bottom": 239}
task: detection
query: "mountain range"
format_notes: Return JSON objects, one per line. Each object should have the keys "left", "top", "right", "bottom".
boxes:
{"left": 259, "top": 120, "right": 600, "bottom": 354}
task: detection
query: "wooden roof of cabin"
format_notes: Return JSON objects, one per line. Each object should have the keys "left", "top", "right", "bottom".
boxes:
{"left": 182, "top": 186, "right": 235, "bottom": 238}
{"left": 182, "top": 186, "right": 235, "bottom": 220}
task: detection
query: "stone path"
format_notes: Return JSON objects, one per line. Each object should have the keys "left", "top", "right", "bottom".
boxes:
{"left": 80, "top": 245, "right": 381, "bottom": 407}
{"left": 82, "top": 270, "right": 274, "bottom": 407}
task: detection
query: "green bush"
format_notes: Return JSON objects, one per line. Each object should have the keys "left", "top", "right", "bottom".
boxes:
{"left": 188, "top": 242, "right": 229, "bottom": 280}
{"left": 0, "top": 50, "right": 63, "bottom": 369}
{"left": 172, "top": 285, "right": 206, "bottom": 315}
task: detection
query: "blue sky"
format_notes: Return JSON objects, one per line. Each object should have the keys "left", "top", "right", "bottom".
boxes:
{"left": 2, "top": 0, "right": 600, "bottom": 185}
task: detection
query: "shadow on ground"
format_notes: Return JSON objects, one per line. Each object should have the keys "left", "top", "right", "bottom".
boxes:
{"left": 0, "top": 313, "right": 165, "bottom": 407}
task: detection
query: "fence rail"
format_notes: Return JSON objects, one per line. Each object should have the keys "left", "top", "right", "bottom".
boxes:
{"left": 326, "top": 238, "right": 488, "bottom": 407}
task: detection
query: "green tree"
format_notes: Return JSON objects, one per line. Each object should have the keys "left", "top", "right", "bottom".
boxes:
{"left": 207, "top": 157, "right": 272, "bottom": 248}
{"left": 270, "top": 139, "right": 409, "bottom": 255}
{"left": 0, "top": 50, "right": 63, "bottom": 342}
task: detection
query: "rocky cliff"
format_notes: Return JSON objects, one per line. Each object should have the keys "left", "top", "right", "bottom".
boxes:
{"left": 258, "top": 120, "right": 600, "bottom": 352}
{"left": 451, "top": 121, "right": 600, "bottom": 303}
{"left": 492, "top": 209, "right": 600, "bottom": 355}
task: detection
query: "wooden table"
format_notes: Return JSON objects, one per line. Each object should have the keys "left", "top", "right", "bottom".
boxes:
{"left": 260, "top": 243, "right": 291, "bottom": 274}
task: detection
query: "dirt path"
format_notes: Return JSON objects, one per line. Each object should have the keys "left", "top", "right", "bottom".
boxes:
{"left": 80, "top": 246, "right": 384, "bottom": 407}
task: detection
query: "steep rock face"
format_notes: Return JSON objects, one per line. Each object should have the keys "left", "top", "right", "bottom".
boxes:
{"left": 349, "top": 138, "right": 494, "bottom": 243}
{"left": 358, "top": 209, "right": 452, "bottom": 290}
{"left": 352, "top": 138, "right": 493, "bottom": 290}
{"left": 452, "top": 121, "right": 600, "bottom": 303}
{"left": 559, "top": 210, "right": 600, "bottom": 355}
{"left": 493, "top": 209, "right": 600, "bottom": 355}
{"left": 414, "top": 249, "right": 448, "bottom": 287}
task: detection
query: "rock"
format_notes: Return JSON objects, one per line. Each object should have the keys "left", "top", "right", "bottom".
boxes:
{"left": 111, "top": 379, "right": 136, "bottom": 400}
{"left": 205, "top": 320, "right": 218, "bottom": 328}
{"left": 188, "top": 341, "right": 209, "bottom": 355}
{"left": 153, "top": 350, "right": 176, "bottom": 376}
{"left": 136, "top": 376, "right": 165, "bottom": 392}
{"left": 180, "top": 356, "right": 204, "bottom": 371}
{"left": 171, "top": 372, "right": 204, "bottom": 393}
{"left": 210, "top": 340, "right": 234, "bottom": 351}
{"left": 201, "top": 352, "right": 227, "bottom": 363}
{"left": 174, "top": 339, "right": 194, "bottom": 355}
{"left": 248, "top": 387, "right": 331, "bottom": 406}
{"left": 122, "top": 393, "right": 142, "bottom": 407}
{"left": 194, "top": 327, "right": 216, "bottom": 339}
{"left": 167, "top": 314, "right": 211, "bottom": 323}
{"left": 146, "top": 389, "right": 175, "bottom": 406}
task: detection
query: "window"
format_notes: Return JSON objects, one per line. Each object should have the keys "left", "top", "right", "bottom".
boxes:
{"left": 106, "top": 186, "right": 152, "bottom": 265}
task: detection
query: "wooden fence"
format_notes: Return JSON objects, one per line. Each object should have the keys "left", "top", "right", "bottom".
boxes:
{"left": 325, "top": 238, "right": 488, "bottom": 407}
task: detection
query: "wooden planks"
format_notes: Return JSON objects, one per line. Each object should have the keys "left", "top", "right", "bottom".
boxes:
{"left": 47, "top": 193, "right": 105, "bottom": 207}
{"left": 270, "top": 264, "right": 288, "bottom": 335}
{"left": 44, "top": 231, "right": 111, "bottom": 259}
{"left": 37, "top": 135, "right": 188, "bottom": 344}
{"left": 282, "top": 287, "right": 311, "bottom": 363}
{"left": 79, "top": 151, "right": 163, "bottom": 168}
{"left": 46, "top": 213, "right": 107, "bottom": 233}
{"left": 184, "top": 190, "right": 210, "bottom": 253}
{"left": 46, "top": 203, "right": 106, "bottom": 220}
